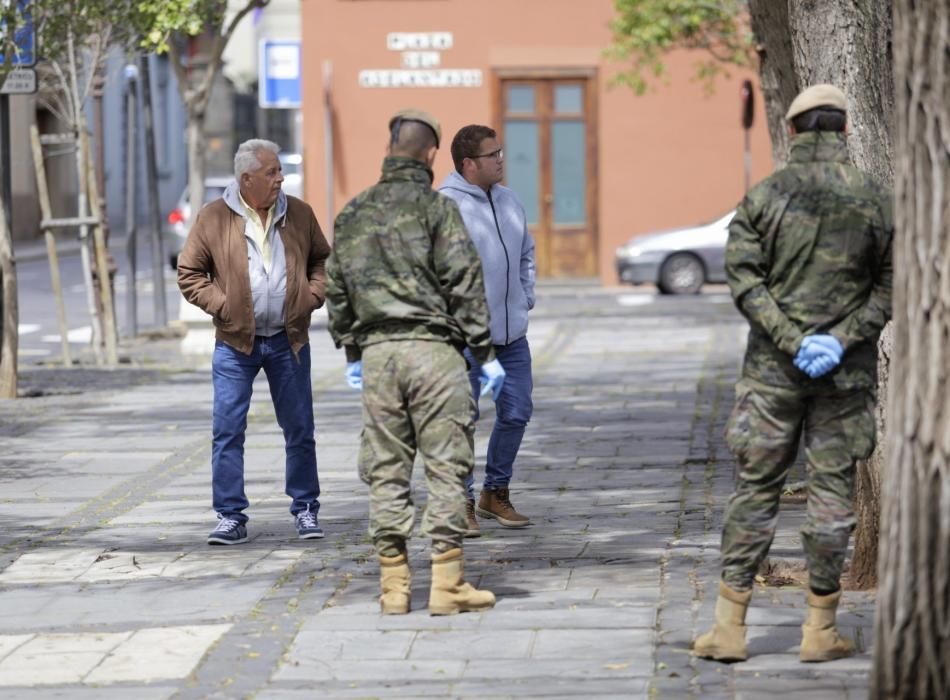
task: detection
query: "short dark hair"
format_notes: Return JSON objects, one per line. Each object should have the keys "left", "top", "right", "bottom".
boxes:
{"left": 791, "top": 107, "right": 847, "bottom": 133}
{"left": 390, "top": 120, "right": 439, "bottom": 161}
{"left": 450, "top": 124, "right": 497, "bottom": 173}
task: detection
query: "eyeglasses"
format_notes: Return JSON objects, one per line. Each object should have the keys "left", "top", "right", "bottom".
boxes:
{"left": 470, "top": 148, "right": 504, "bottom": 161}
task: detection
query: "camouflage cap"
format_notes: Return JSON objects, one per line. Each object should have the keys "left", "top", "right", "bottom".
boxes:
{"left": 785, "top": 84, "right": 848, "bottom": 121}
{"left": 389, "top": 108, "right": 441, "bottom": 148}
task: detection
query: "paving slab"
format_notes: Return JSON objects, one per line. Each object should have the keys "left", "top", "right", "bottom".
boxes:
{"left": 0, "top": 289, "right": 872, "bottom": 697}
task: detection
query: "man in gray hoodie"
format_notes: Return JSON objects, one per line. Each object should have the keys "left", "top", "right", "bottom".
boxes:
{"left": 440, "top": 124, "right": 537, "bottom": 536}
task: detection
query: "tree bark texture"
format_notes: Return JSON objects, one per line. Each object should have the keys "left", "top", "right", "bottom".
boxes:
{"left": 0, "top": 192, "right": 18, "bottom": 399}
{"left": 851, "top": 322, "right": 891, "bottom": 589}
{"left": 872, "top": 2, "right": 950, "bottom": 697}
{"left": 747, "top": 0, "right": 796, "bottom": 166}
{"left": 748, "top": 0, "right": 894, "bottom": 182}
{"left": 187, "top": 111, "right": 208, "bottom": 225}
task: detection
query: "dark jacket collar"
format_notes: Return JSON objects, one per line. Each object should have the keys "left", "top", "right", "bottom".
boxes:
{"left": 788, "top": 131, "right": 850, "bottom": 165}
{"left": 379, "top": 156, "right": 434, "bottom": 186}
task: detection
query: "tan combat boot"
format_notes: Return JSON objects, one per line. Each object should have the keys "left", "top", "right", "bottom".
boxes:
{"left": 476, "top": 487, "right": 531, "bottom": 528}
{"left": 464, "top": 499, "right": 481, "bottom": 538}
{"left": 693, "top": 581, "right": 753, "bottom": 662}
{"left": 800, "top": 589, "right": 855, "bottom": 662}
{"left": 429, "top": 548, "right": 495, "bottom": 615}
{"left": 378, "top": 552, "right": 411, "bottom": 615}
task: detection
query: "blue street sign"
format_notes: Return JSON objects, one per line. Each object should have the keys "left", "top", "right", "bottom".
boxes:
{"left": 0, "top": 2, "right": 36, "bottom": 67}
{"left": 259, "top": 39, "right": 301, "bottom": 109}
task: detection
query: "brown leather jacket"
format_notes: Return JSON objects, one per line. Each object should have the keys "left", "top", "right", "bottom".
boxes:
{"left": 177, "top": 194, "right": 331, "bottom": 356}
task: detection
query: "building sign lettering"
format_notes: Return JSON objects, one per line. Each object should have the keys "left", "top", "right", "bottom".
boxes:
{"left": 386, "top": 32, "right": 453, "bottom": 51}
{"left": 360, "top": 32, "right": 482, "bottom": 89}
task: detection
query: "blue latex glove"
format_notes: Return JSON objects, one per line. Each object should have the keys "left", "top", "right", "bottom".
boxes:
{"left": 345, "top": 361, "right": 362, "bottom": 390}
{"left": 794, "top": 335, "right": 843, "bottom": 378}
{"left": 802, "top": 334, "right": 843, "bottom": 362}
{"left": 478, "top": 358, "right": 506, "bottom": 401}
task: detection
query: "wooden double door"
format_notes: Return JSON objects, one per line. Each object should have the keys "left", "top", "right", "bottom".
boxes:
{"left": 495, "top": 75, "right": 598, "bottom": 278}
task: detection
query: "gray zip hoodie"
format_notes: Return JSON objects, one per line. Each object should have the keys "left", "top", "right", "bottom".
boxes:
{"left": 223, "top": 181, "right": 288, "bottom": 337}
{"left": 439, "top": 171, "right": 536, "bottom": 346}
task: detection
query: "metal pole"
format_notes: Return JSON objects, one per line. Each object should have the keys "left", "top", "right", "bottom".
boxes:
{"left": 139, "top": 54, "right": 167, "bottom": 327}
{"left": 92, "top": 67, "right": 118, "bottom": 345}
{"left": 744, "top": 128, "right": 751, "bottom": 194}
{"left": 124, "top": 65, "right": 138, "bottom": 337}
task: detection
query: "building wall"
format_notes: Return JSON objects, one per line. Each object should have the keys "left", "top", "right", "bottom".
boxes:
{"left": 301, "top": 0, "right": 774, "bottom": 284}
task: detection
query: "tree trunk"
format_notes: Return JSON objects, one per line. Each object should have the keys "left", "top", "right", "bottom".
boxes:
{"left": 0, "top": 191, "right": 17, "bottom": 399}
{"left": 850, "top": 322, "right": 891, "bottom": 589}
{"left": 747, "top": 0, "right": 797, "bottom": 166}
{"left": 872, "top": 2, "right": 950, "bottom": 697}
{"left": 749, "top": 0, "right": 894, "bottom": 588}
{"left": 187, "top": 109, "right": 208, "bottom": 219}
{"left": 786, "top": 0, "right": 895, "bottom": 183}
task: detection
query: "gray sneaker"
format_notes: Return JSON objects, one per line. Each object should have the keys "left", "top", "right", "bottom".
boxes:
{"left": 208, "top": 516, "right": 248, "bottom": 545}
{"left": 295, "top": 505, "right": 324, "bottom": 540}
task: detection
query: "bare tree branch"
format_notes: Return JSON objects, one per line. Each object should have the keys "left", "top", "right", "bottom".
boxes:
{"left": 166, "top": 41, "right": 193, "bottom": 107}
{"left": 196, "top": 0, "right": 266, "bottom": 109}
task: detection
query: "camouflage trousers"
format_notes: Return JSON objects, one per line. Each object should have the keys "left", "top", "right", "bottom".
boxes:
{"left": 721, "top": 379, "right": 875, "bottom": 592}
{"left": 359, "top": 339, "right": 475, "bottom": 557}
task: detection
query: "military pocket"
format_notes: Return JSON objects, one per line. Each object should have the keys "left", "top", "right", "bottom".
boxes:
{"left": 849, "top": 391, "right": 877, "bottom": 461}
{"left": 357, "top": 428, "right": 373, "bottom": 485}
{"left": 724, "top": 384, "right": 754, "bottom": 457}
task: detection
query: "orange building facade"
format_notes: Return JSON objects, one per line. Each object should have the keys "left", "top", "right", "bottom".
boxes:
{"left": 299, "top": 0, "right": 773, "bottom": 284}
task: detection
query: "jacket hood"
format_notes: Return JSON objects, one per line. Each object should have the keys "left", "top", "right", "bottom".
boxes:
{"left": 223, "top": 180, "right": 288, "bottom": 224}
{"left": 438, "top": 170, "right": 492, "bottom": 202}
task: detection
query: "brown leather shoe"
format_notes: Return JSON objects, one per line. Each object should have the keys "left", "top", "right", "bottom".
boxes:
{"left": 476, "top": 487, "right": 531, "bottom": 528}
{"left": 464, "top": 499, "right": 481, "bottom": 538}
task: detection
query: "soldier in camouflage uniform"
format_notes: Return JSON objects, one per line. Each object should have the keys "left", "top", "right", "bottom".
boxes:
{"left": 326, "top": 109, "right": 506, "bottom": 616}
{"left": 693, "top": 85, "right": 893, "bottom": 663}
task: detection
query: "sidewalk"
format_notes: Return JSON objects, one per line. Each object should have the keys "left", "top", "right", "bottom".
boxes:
{"left": 0, "top": 290, "right": 873, "bottom": 698}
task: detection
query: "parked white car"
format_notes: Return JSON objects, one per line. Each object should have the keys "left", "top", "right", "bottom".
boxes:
{"left": 615, "top": 210, "right": 735, "bottom": 294}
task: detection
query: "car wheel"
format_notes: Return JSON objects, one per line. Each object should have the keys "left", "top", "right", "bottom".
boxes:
{"left": 658, "top": 253, "right": 705, "bottom": 294}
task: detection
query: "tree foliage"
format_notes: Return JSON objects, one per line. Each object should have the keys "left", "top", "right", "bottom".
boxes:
{"left": 608, "top": 0, "right": 753, "bottom": 94}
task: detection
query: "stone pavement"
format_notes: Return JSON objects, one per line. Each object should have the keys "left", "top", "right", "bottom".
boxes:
{"left": 0, "top": 288, "right": 874, "bottom": 698}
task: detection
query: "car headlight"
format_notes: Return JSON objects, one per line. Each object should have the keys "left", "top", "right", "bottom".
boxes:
{"left": 616, "top": 244, "right": 642, "bottom": 259}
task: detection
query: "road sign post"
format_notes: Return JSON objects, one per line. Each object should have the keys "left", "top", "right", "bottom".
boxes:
{"left": 259, "top": 39, "right": 301, "bottom": 109}
{"left": 1, "top": 66, "right": 35, "bottom": 94}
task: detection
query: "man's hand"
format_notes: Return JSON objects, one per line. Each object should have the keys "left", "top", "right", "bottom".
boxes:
{"left": 345, "top": 361, "right": 363, "bottom": 390}
{"left": 478, "top": 359, "right": 506, "bottom": 401}
{"left": 794, "top": 335, "right": 843, "bottom": 378}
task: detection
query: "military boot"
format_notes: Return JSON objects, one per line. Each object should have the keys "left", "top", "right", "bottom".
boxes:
{"left": 800, "top": 589, "right": 855, "bottom": 662}
{"left": 429, "top": 548, "right": 495, "bottom": 615}
{"left": 476, "top": 487, "right": 531, "bottom": 527}
{"left": 464, "top": 499, "right": 481, "bottom": 538}
{"left": 693, "top": 581, "right": 753, "bottom": 662}
{"left": 378, "top": 552, "right": 411, "bottom": 615}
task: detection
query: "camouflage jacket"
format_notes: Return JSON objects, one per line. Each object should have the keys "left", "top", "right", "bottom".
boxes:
{"left": 726, "top": 131, "right": 893, "bottom": 390}
{"left": 326, "top": 156, "right": 495, "bottom": 364}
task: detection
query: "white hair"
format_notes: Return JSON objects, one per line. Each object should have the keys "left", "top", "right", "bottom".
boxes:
{"left": 234, "top": 139, "right": 281, "bottom": 178}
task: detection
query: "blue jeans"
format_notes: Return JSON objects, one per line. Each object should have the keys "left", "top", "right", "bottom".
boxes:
{"left": 211, "top": 332, "right": 319, "bottom": 523}
{"left": 464, "top": 336, "right": 533, "bottom": 499}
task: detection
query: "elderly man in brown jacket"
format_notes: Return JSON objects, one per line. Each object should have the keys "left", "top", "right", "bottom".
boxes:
{"left": 178, "top": 139, "right": 331, "bottom": 545}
